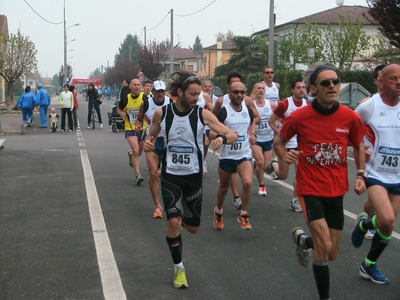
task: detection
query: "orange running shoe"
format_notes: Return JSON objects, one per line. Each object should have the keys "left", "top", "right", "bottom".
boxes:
{"left": 213, "top": 207, "right": 224, "bottom": 229}
{"left": 153, "top": 205, "right": 163, "bottom": 218}
{"left": 237, "top": 212, "right": 252, "bottom": 230}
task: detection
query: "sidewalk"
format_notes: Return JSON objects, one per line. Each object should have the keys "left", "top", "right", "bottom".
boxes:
{"left": 0, "top": 113, "right": 24, "bottom": 135}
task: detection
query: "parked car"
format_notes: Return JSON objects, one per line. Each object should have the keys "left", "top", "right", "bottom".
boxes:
{"left": 213, "top": 86, "right": 224, "bottom": 97}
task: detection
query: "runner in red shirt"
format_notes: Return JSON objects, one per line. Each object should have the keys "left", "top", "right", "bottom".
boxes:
{"left": 274, "top": 64, "right": 367, "bottom": 300}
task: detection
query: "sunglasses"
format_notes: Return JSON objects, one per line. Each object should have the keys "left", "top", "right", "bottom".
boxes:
{"left": 319, "top": 78, "right": 340, "bottom": 87}
{"left": 230, "top": 90, "right": 247, "bottom": 95}
{"left": 264, "top": 71, "right": 274, "bottom": 74}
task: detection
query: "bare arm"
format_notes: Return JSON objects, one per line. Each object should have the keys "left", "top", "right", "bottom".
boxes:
{"left": 135, "top": 102, "right": 145, "bottom": 131}
{"left": 353, "top": 141, "right": 366, "bottom": 195}
{"left": 143, "top": 108, "right": 162, "bottom": 152}
{"left": 203, "top": 92, "right": 214, "bottom": 111}
{"left": 212, "top": 97, "right": 223, "bottom": 116}
{"left": 203, "top": 110, "right": 238, "bottom": 150}
{"left": 268, "top": 113, "right": 280, "bottom": 136}
{"left": 245, "top": 96, "right": 261, "bottom": 124}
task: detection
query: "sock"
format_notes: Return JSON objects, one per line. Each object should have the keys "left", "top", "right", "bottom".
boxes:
{"left": 366, "top": 229, "right": 391, "bottom": 263}
{"left": 240, "top": 210, "right": 247, "bottom": 216}
{"left": 174, "top": 262, "right": 184, "bottom": 272}
{"left": 313, "top": 261, "right": 330, "bottom": 300}
{"left": 298, "top": 234, "right": 314, "bottom": 250}
{"left": 166, "top": 235, "right": 183, "bottom": 264}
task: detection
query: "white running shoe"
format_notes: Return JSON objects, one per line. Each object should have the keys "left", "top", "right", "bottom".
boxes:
{"left": 233, "top": 197, "right": 242, "bottom": 210}
{"left": 290, "top": 198, "right": 302, "bottom": 212}
{"left": 365, "top": 229, "right": 375, "bottom": 240}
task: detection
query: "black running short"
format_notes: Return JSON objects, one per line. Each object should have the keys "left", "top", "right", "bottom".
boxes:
{"left": 299, "top": 195, "right": 344, "bottom": 230}
{"left": 161, "top": 172, "right": 203, "bottom": 227}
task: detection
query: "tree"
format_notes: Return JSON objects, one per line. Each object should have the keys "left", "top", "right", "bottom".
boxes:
{"left": 0, "top": 31, "right": 37, "bottom": 107}
{"left": 216, "top": 30, "right": 235, "bottom": 42}
{"left": 138, "top": 41, "right": 165, "bottom": 80}
{"left": 192, "top": 36, "right": 203, "bottom": 51}
{"left": 322, "top": 14, "right": 370, "bottom": 70}
{"left": 58, "top": 64, "right": 73, "bottom": 86}
{"left": 103, "top": 60, "right": 140, "bottom": 88}
{"left": 366, "top": 0, "right": 400, "bottom": 48}
{"left": 114, "top": 34, "right": 141, "bottom": 66}
{"left": 224, "top": 35, "right": 268, "bottom": 74}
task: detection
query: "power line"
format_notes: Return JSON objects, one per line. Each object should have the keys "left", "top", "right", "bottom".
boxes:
{"left": 24, "top": 0, "right": 63, "bottom": 25}
{"left": 174, "top": 0, "right": 217, "bottom": 17}
{"left": 147, "top": 11, "right": 170, "bottom": 31}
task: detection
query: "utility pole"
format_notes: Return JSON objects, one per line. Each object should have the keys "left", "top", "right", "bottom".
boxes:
{"left": 144, "top": 26, "right": 146, "bottom": 46}
{"left": 268, "top": 0, "right": 275, "bottom": 68}
{"left": 63, "top": 1, "right": 67, "bottom": 84}
{"left": 170, "top": 9, "right": 174, "bottom": 75}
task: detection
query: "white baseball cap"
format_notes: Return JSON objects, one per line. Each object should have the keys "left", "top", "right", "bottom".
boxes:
{"left": 153, "top": 80, "right": 166, "bottom": 91}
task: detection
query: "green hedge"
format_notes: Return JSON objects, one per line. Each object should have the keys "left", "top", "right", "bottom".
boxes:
{"left": 211, "top": 70, "right": 375, "bottom": 99}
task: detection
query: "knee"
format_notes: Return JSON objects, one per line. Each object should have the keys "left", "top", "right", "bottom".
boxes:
{"left": 168, "top": 218, "right": 182, "bottom": 231}
{"left": 314, "top": 239, "right": 333, "bottom": 260}
{"left": 185, "top": 226, "right": 199, "bottom": 234}
{"left": 377, "top": 214, "right": 396, "bottom": 232}
{"left": 241, "top": 178, "right": 252, "bottom": 190}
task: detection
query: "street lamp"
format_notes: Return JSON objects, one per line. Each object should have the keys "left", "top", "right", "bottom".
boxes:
{"left": 268, "top": 0, "right": 275, "bottom": 67}
{"left": 63, "top": 0, "right": 80, "bottom": 84}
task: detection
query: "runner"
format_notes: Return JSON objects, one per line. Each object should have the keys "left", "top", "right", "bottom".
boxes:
{"left": 143, "top": 70, "right": 238, "bottom": 288}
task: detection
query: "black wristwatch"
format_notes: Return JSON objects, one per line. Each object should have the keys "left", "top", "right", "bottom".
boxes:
{"left": 357, "top": 170, "right": 367, "bottom": 182}
{"left": 216, "top": 133, "right": 227, "bottom": 144}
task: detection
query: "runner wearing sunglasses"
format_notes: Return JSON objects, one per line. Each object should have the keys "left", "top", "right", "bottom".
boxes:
{"left": 274, "top": 63, "right": 366, "bottom": 300}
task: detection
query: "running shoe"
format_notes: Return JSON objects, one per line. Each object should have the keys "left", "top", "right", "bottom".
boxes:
{"left": 265, "top": 156, "right": 278, "bottom": 174}
{"left": 135, "top": 174, "right": 144, "bottom": 185}
{"left": 271, "top": 172, "right": 279, "bottom": 180}
{"left": 291, "top": 227, "right": 312, "bottom": 267}
{"left": 351, "top": 212, "right": 368, "bottom": 248}
{"left": 213, "top": 207, "right": 224, "bottom": 229}
{"left": 202, "top": 159, "right": 207, "bottom": 175}
{"left": 100, "top": 123, "right": 103, "bottom": 128}
{"left": 233, "top": 197, "right": 242, "bottom": 210}
{"left": 365, "top": 229, "right": 375, "bottom": 240}
{"left": 237, "top": 212, "right": 252, "bottom": 230}
{"left": 359, "top": 261, "right": 389, "bottom": 284}
{"left": 128, "top": 150, "right": 133, "bottom": 167}
{"left": 87, "top": 125, "right": 90, "bottom": 129}
{"left": 174, "top": 267, "right": 188, "bottom": 288}
{"left": 258, "top": 185, "right": 267, "bottom": 196}
{"left": 68, "top": 129, "right": 72, "bottom": 132}
{"left": 153, "top": 205, "right": 163, "bottom": 218}
{"left": 290, "top": 198, "right": 302, "bottom": 212}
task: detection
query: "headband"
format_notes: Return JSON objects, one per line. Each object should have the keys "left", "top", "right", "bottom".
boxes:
{"left": 309, "top": 65, "right": 340, "bottom": 86}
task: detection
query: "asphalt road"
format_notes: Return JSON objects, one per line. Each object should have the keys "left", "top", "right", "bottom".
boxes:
{"left": 1, "top": 95, "right": 400, "bottom": 300}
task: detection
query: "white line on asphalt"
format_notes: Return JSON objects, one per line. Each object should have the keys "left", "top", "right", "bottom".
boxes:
{"left": 80, "top": 149, "right": 127, "bottom": 300}
{"left": 208, "top": 149, "right": 400, "bottom": 240}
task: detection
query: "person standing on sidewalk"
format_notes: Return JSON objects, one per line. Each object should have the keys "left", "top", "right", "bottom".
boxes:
{"left": 274, "top": 64, "right": 366, "bottom": 300}
{"left": 117, "top": 78, "right": 147, "bottom": 185}
{"left": 351, "top": 64, "right": 400, "bottom": 285}
{"left": 37, "top": 83, "right": 51, "bottom": 128}
{"left": 59, "top": 84, "right": 74, "bottom": 132}
{"left": 143, "top": 70, "right": 238, "bottom": 289}
{"left": 18, "top": 86, "right": 38, "bottom": 127}
{"left": 69, "top": 85, "right": 79, "bottom": 130}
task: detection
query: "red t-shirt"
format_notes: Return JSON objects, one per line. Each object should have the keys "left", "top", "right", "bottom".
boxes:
{"left": 273, "top": 98, "right": 309, "bottom": 119}
{"left": 279, "top": 104, "right": 366, "bottom": 197}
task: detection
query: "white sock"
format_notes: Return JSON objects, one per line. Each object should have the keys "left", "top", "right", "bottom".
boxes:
{"left": 174, "top": 262, "right": 184, "bottom": 272}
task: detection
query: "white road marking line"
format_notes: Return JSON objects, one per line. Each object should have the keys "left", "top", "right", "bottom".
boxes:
{"left": 80, "top": 149, "right": 127, "bottom": 300}
{"left": 208, "top": 149, "right": 400, "bottom": 240}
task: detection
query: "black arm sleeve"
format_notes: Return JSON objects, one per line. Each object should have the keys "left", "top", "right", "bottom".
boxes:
{"left": 246, "top": 105, "right": 254, "bottom": 123}
{"left": 216, "top": 106, "right": 227, "bottom": 123}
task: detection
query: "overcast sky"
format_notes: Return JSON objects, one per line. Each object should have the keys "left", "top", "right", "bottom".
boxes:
{"left": 1, "top": 0, "right": 368, "bottom": 79}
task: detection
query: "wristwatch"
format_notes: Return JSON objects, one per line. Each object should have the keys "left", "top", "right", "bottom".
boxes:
{"left": 357, "top": 170, "right": 367, "bottom": 182}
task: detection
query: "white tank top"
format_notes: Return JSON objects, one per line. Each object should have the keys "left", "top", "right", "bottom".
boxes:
{"left": 356, "top": 94, "right": 400, "bottom": 183}
{"left": 145, "top": 95, "right": 171, "bottom": 136}
{"left": 282, "top": 96, "right": 308, "bottom": 148}
{"left": 263, "top": 82, "right": 279, "bottom": 102}
{"left": 197, "top": 92, "right": 207, "bottom": 109}
{"left": 219, "top": 102, "right": 252, "bottom": 160}
{"left": 162, "top": 104, "right": 204, "bottom": 175}
{"left": 254, "top": 99, "right": 274, "bottom": 142}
